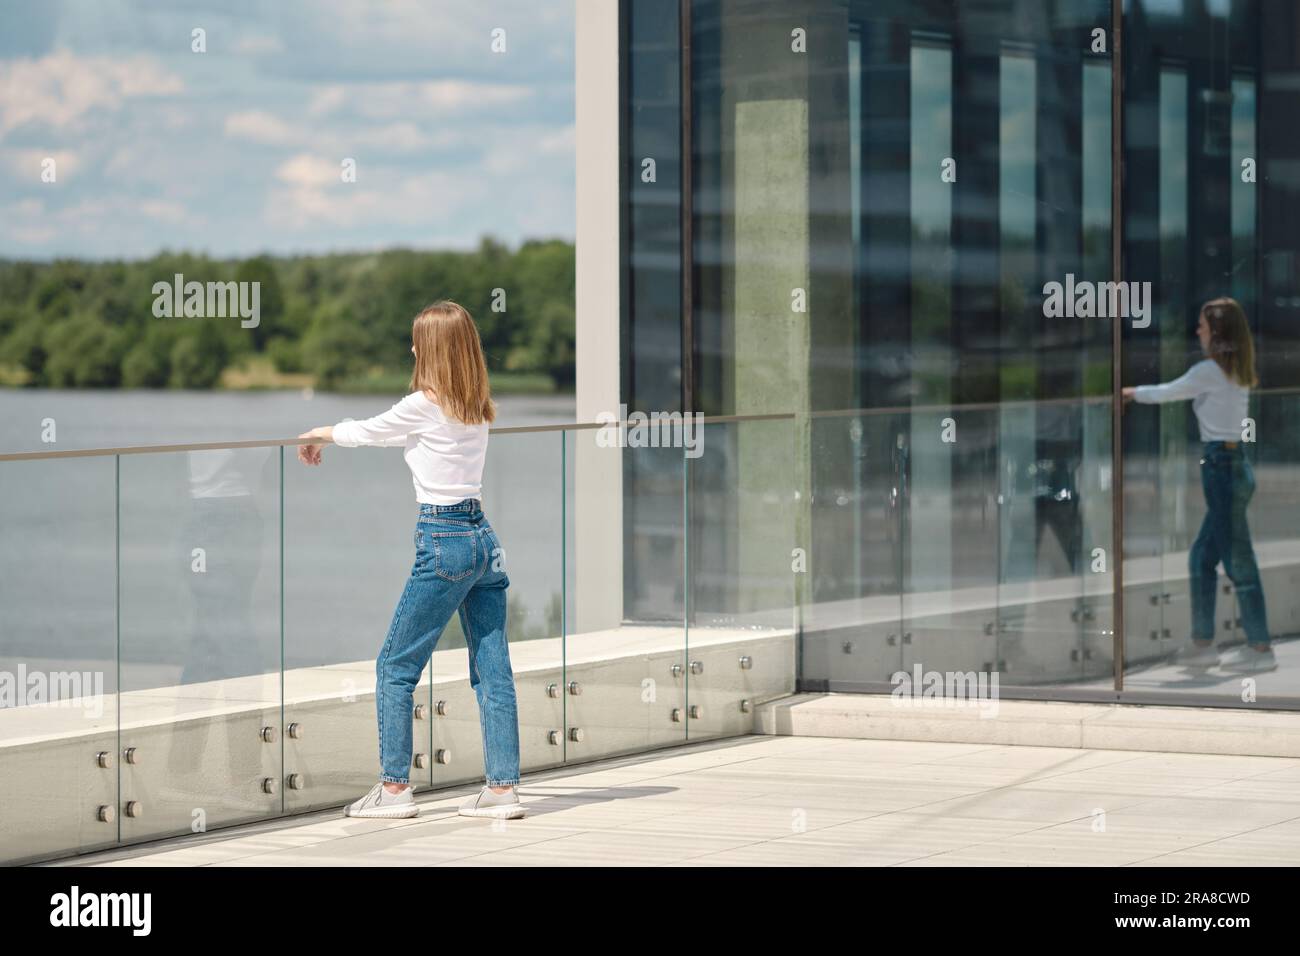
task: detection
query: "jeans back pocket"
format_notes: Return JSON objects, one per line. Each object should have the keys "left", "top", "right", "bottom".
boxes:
{"left": 432, "top": 531, "right": 478, "bottom": 581}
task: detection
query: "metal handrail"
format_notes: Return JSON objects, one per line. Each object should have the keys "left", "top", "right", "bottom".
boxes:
{"left": 3, "top": 384, "right": 1297, "bottom": 462}
{"left": 0, "top": 410, "right": 797, "bottom": 462}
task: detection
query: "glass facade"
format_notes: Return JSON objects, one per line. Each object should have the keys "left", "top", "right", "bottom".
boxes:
{"left": 623, "top": 0, "right": 1300, "bottom": 705}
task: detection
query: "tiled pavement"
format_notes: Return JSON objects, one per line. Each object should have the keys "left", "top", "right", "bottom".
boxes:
{"left": 54, "top": 734, "right": 1300, "bottom": 867}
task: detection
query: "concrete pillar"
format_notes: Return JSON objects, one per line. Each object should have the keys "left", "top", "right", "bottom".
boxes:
{"left": 574, "top": 0, "right": 623, "bottom": 632}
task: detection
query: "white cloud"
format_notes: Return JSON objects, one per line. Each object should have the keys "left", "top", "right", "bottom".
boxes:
{"left": 0, "top": 50, "right": 183, "bottom": 139}
{"left": 226, "top": 111, "right": 452, "bottom": 154}
{"left": 307, "top": 80, "right": 531, "bottom": 120}
{"left": 0, "top": 0, "right": 574, "bottom": 258}
{"left": 361, "top": 122, "right": 439, "bottom": 152}
{"left": 263, "top": 165, "right": 491, "bottom": 233}
{"left": 8, "top": 222, "right": 57, "bottom": 245}
{"left": 275, "top": 153, "right": 342, "bottom": 189}
{"left": 224, "top": 110, "right": 299, "bottom": 146}
{"left": 305, "top": 86, "right": 347, "bottom": 117}
{"left": 1, "top": 194, "right": 206, "bottom": 251}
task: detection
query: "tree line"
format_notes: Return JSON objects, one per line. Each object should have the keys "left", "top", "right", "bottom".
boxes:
{"left": 0, "top": 237, "right": 575, "bottom": 392}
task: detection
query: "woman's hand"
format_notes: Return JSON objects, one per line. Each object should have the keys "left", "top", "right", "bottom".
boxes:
{"left": 1121, "top": 386, "right": 1137, "bottom": 404}
{"left": 297, "top": 426, "right": 332, "bottom": 466}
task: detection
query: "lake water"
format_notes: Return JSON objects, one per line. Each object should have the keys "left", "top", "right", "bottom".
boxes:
{"left": 0, "top": 390, "right": 576, "bottom": 690}
{"left": 0, "top": 388, "right": 575, "bottom": 454}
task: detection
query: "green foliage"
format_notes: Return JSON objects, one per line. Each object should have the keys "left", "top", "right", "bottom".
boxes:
{"left": 0, "top": 238, "right": 576, "bottom": 392}
{"left": 300, "top": 306, "right": 373, "bottom": 391}
{"left": 121, "top": 324, "right": 177, "bottom": 388}
{"left": 1, "top": 318, "right": 46, "bottom": 378}
{"left": 235, "top": 255, "right": 285, "bottom": 351}
{"left": 43, "top": 315, "right": 128, "bottom": 387}
{"left": 267, "top": 335, "right": 303, "bottom": 374}
{"left": 169, "top": 321, "right": 228, "bottom": 389}
{"left": 121, "top": 340, "right": 170, "bottom": 388}
{"left": 506, "top": 298, "right": 575, "bottom": 387}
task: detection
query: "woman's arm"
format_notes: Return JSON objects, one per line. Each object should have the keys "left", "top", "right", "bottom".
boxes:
{"left": 1130, "top": 360, "right": 1216, "bottom": 404}
{"left": 297, "top": 394, "right": 423, "bottom": 466}
{"left": 331, "top": 394, "right": 424, "bottom": 447}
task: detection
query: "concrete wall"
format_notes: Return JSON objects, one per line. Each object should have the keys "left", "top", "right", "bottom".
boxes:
{"left": 574, "top": 0, "right": 624, "bottom": 633}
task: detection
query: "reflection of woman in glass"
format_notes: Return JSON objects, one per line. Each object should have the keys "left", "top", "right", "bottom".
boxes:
{"left": 165, "top": 448, "right": 273, "bottom": 791}
{"left": 297, "top": 302, "right": 524, "bottom": 819}
{"left": 1123, "top": 297, "right": 1274, "bottom": 673}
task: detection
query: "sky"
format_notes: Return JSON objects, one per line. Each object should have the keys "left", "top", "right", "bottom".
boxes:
{"left": 0, "top": 0, "right": 576, "bottom": 261}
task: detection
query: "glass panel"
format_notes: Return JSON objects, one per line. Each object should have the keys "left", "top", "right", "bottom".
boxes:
{"left": 992, "top": 32, "right": 1115, "bottom": 687}
{"left": 1080, "top": 57, "right": 1116, "bottom": 681}
{"left": 1155, "top": 66, "right": 1193, "bottom": 673}
{"left": 804, "top": 411, "right": 904, "bottom": 685}
{"left": 283, "top": 439, "right": 415, "bottom": 809}
{"left": 686, "top": 417, "right": 798, "bottom": 740}
{"left": 565, "top": 425, "right": 687, "bottom": 761}
{"left": 1253, "top": 390, "right": 1300, "bottom": 653}
{"left": 903, "top": 407, "right": 1000, "bottom": 682}
{"left": 1080, "top": 396, "right": 1116, "bottom": 680}
{"left": 994, "top": 50, "right": 1056, "bottom": 681}
{"left": 690, "top": 0, "right": 1119, "bottom": 698}
{"left": 0, "top": 456, "right": 118, "bottom": 863}
{"left": 1229, "top": 75, "right": 1257, "bottom": 309}
{"left": 430, "top": 430, "right": 564, "bottom": 786}
{"left": 118, "top": 448, "right": 282, "bottom": 839}
{"left": 624, "top": 0, "right": 683, "bottom": 414}
{"left": 1121, "top": 0, "right": 1299, "bottom": 700}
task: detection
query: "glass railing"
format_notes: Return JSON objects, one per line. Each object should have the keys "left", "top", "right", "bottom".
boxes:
{"left": 5, "top": 395, "right": 1299, "bottom": 863}
{"left": 800, "top": 397, "right": 1118, "bottom": 690}
{"left": 1119, "top": 388, "right": 1300, "bottom": 703}
{"left": 797, "top": 391, "right": 1299, "bottom": 705}
{"left": 0, "top": 453, "right": 118, "bottom": 859}
{"left": 0, "top": 415, "right": 799, "bottom": 864}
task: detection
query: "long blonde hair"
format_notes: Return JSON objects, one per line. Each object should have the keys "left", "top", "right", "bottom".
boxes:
{"left": 1202, "top": 297, "right": 1258, "bottom": 388}
{"left": 409, "top": 301, "right": 496, "bottom": 424}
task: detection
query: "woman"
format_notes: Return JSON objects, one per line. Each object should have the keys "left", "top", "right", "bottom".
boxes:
{"left": 298, "top": 301, "right": 525, "bottom": 819}
{"left": 1123, "top": 297, "right": 1274, "bottom": 674}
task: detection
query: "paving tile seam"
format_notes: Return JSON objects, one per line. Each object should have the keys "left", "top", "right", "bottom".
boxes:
{"left": 1122, "top": 809, "right": 1300, "bottom": 866}
{"left": 201, "top": 819, "right": 587, "bottom": 867}
{"left": 662, "top": 781, "right": 1146, "bottom": 866}
{"left": 659, "top": 805, "right": 1046, "bottom": 867}
{"left": 877, "top": 813, "right": 1106, "bottom": 867}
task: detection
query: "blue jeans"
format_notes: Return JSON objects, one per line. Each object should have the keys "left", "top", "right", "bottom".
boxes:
{"left": 1190, "top": 442, "right": 1270, "bottom": 647}
{"left": 376, "top": 499, "right": 520, "bottom": 787}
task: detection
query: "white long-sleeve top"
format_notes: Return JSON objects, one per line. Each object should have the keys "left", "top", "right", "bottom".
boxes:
{"left": 1133, "top": 358, "right": 1249, "bottom": 442}
{"left": 332, "top": 391, "right": 489, "bottom": 505}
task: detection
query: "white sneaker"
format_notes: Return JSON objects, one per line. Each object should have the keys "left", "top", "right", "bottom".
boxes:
{"left": 1218, "top": 645, "right": 1278, "bottom": 673}
{"left": 344, "top": 782, "right": 419, "bottom": 819}
{"left": 458, "top": 785, "right": 525, "bottom": 819}
{"left": 1173, "top": 642, "right": 1219, "bottom": 669}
